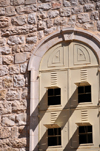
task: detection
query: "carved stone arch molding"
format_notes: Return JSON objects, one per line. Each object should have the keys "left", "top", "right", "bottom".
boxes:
{"left": 28, "top": 28, "right": 100, "bottom": 151}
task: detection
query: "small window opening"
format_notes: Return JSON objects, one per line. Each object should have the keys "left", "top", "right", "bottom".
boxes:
{"left": 79, "top": 126, "right": 93, "bottom": 144}
{"left": 48, "top": 88, "right": 61, "bottom": 105}
{"left": 78, "top": 85, "right": 91, "bottom": 103}
{"left": 48, "top": 128, "right": 61, "bottom": 146}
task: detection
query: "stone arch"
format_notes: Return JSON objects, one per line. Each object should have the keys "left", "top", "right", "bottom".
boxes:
{"left": 28, "top": 28, "right": 100, "bottom": 151}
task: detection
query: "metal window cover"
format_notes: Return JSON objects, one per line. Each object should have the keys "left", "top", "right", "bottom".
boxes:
{"left": 75, "top": 81, "right": 90, "bottom": 86}
{"left": 76, "top": 122, "right": 91, "bottom": 126}
{"left": 44, "top": 124, "right": 60, "bottom": 128}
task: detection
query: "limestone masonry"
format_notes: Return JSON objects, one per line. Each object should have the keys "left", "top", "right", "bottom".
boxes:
{"left": 0, "top": 0, "right": 100, "bottom": 151}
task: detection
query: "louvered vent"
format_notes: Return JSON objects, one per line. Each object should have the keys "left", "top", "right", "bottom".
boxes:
{"left": 51, "top": 72, "right": 57, "bottom": 85}
{"left": 81, "top": 110, "right": 88, "bottom": 122}
{"left": 80, "top": 69, "right": 87, "bottom": 81}
{"left": 51, "top": 112, "right": 58, "bottom": 124}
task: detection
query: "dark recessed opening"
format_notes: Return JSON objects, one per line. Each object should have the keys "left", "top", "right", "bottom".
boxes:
{"left": 48, "top": 128, "right": 61, "bottom": 146}
{"left": 78, "top": 86, "right": 91, "bottom": 103}
{"left": 48, "top": 88, "right": 61, "bottom": 105}
{"left": 79, "top": 126, "right": 93, "bottom": 144}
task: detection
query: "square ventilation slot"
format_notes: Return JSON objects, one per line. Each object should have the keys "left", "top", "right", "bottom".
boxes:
{"left": 51, "top": 72, "right": 57, "bottom": 85}
{"left": 80, "top": 69, "right": 87, "bottom": 81}
{"left": 81, "top": 110, "right": 88, "bottom": 122}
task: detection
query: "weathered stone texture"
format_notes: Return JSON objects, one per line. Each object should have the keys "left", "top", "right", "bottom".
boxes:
{"left": 11, "top": 0, "right": 25, "bottom": 6}
{"left": 9, "top": 65, "right": 20, "bottom": 75}
{"left": 15, "top": 53, "right": 26, "bottom": 64}
{"left": 3, "top": 77, "right": 13, "bottom": 88}
{"left": 60, "top": 8, "right": 71, "bottom": 17}
{"left": 14, "top": 75, "right": 25, "bottom": 87}
{"left": 0, "top": 65, "right": 8, "bottom": 77}
{"left": 5, "top": 6, "right": 16, "bottom": 16}
{"left": 3, "top": 56, "right": 14, "bottom": 65}
{"left": 0, "top": 102, "right": 12, "bottom": 114}
{"left": 28, "top": 13, "right": 37, "bottom": 24}
{"left": 0, "top": 127, "right": 10, "bottom": 138}
{"left": 6, "top": 89, "right": 20, "bottom": 101}
{"left": 0, "top": 0, "right": 10, "bottom": 7}
{"left": 8, "top": 36, "right": 24, "bottom": 46}
{"left": 15, "top": 113, "right": 27, "bottom": 125}
{"left": 78, "top": 13, "right": 90, "bottom": 23}
{"left": 11, "top": 15, "right": 27, "bottom": 26}
{"left": 0, "top": 90, "right": 6, "bottom": 100}
{"left": 2, "top": 115, "right": 15, "bottom": 126}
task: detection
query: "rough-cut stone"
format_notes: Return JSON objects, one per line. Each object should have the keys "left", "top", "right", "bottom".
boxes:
{"left": 97, "top": 21, "right": 100, "bottom": 31}
{"left": 0, "top": 127, "right": 10, "bottom": 138}
{"left": 12, "top": 100, "right": 27, "bottom": 113}
{"left": 38, "top": 31, "right": 44, "bottom": 40}
{"left": 1, "top": 25, "right": 37, "bottom": 37}
{"left": 63, "top": 0, "right": 71, "bottom": 7}
{"left": 37, "top": 20, "right": 46, "bottom": 30}
{"left": 0, "top": 47, "right": 11, "bottom": 55}
{"left": 0, "top": 56, "right": 2, "bottom": 65}
{"left": 54, "top": 17, "right": 67, "bottom": 26}
{"left": 0, "top": 0, "right": 10, "bottom": 6}
{"left": 0, "top": 17, "right": 9, "bottom": 28}
{"left": 52, "top": 1, "right": 61, "bottom": 9}
{"left": 48, "top": 10, "right": 59, "bottom": 18}
{"left": 79, "top": 0, "right": 89, "bottom": 5}
{"left": 0, "top": 90, "right": 6, "bottom": 100}
{"left": 3, "top": 56, "right": 14, "bottom": 65}
{"left": 16, "top": 113, "right": 27, "bottom": 125}
{"left": 15, "top": 4, "right": 37, "bottom": 15}
{"left": 38, "top": 3, "right": 51, "bottom": 10}
{"left": 46, "top": 19, "right": 53, "bottom": 28}
{"left": 72, "top": 6, "right": 83, "bottom": 14}
{"left": 11, "top": 15, "right": 27, "bottom": 26}
{"left": 0, "top": 65, "right": 8, "bottom": 77}
{"left": 14, "top": 75, "right": 25, "bottom": 87}
{"left": 25, "top": 0, "right": 36, "bottom": 4}
{"left": 60, "top": 8, "right": 71, "bottom": 17}
{"left": 70, "top": 0, "right": 78, "bottom": 6}
{"left": 83, "top": 22, "right": 94, "bottom": 30}
{"left": 0, "top": 38, "right": 6, "bottom": 47}
{"left": 26, "top": 36, "right": 37, "bottom": 44}
{"left": 2, "top": 115, "right": 15, "bottom": 126}
{"left": 0, "top": 77, "right": 2, "bottom": 89}
{"left": 84, "top": 4, "right": 95, "bottom": 12}
{"left": 28, "top": 13, "right": 37, "bottom": 24}
{"left": 68, "top": 15, "right": 76, "bottom": 27}
{"left": 21, "top": 88, "right": 28, "bottom": 99}
{"left": 78, "top": 13, "right": 90, "bottom": 23}
{"left": 0, "top": 102, "right": 12, "bottom": 114}
{"left": 6, "top": 89, "right": 20, "bottom": 101}
{"left": 10, "top": 138, "right": 27, "bottom": 148}
{"left": 91, "top": 11, "right": 99, "bottom": 20}
{"left": 9, "top": 65, "right": 20, "bottom": 75}
{"left": 24, "top": 44, "right": 34, "bottom": 52}
{"left": 20, "top": 63, "right": 27, "bottom": 73}
{"left": 11, "top": 127, "right": 18, "bottom": 138}
{"left": 0, "top": 8, "right": 5, "bottom": 16}
{"left": 44, "top": 27, "right": 56, "bottom": 36}
{"left": 5, "top": 6, "right": 16, "bottom": 16}
{"left": 15, "top": 53, "right": 26, "bottom": 64}
{"left": 8, "top": 36, "right": 24, "bottom": 46}
{"left": 3, "top": 77, "right": 13, "bottom": 88}
{"left": 11, "top": 0, "right": 24, "bottom": 6}
{"left": 96, "top": 2, "right": 100, "bottom": 10}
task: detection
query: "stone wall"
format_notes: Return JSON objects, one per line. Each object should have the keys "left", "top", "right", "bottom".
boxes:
{"left": 0, "top": 0, "right": 100, "bottom": 151}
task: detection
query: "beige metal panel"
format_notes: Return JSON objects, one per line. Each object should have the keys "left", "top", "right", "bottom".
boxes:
{"left": 69, "top": 41, "right": 98, "bottom": 68}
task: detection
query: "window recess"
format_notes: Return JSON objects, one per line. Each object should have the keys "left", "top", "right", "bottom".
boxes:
{"left": 48, "top": 128, "right": 61, "bottom": 146}
{"left": 78, "top": 85, "right": 91, "bottom": 103}
{"left": 79, "top": 126, "right": 93, "bottom": 144}
{"left": 48, "top": 88, "right": 61, "bottom": 106}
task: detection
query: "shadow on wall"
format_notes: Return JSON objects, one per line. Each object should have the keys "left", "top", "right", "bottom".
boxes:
{"left": 30, "top": 87, "right": 80, "bottom": 151}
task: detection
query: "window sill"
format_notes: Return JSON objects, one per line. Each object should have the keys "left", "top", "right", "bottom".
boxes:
{"left": 78, "top": 102, "right": 92, "bottom": 105}
{"left": 79, "top": 143, "right": 94, "bottom": 146}
{"left": 47, "top": 145, "right": 62, "bottom": 149}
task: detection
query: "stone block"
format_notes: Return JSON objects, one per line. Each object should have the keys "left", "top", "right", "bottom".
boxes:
{"left": 0, "top": 0, "right": 10, "bottom": 6}
{"left": 44, "top": 27, "right": 56, "bottom": 36}
{"left": 48, "top": 10, "right": 59, "bottom": 18}
{"left": 97, "top": 21, "right": 100, "bottom": 31}
{"left": 37, "top": 20, "right": 46, "bottom": 30}
{"left": 0, "top": 102, "right": 12, "bottom": 114}
{"left": 70, "top": 0, "right": 78, "bottom": 6}
{"left": 20, "top": 63, "right": 27, "bottom": 73}
{"left": 38, "top": 31, "right": 44, "bottom": 40}
{"left": 3, "top": 56, "right": 14, "bottom": 65}
{"left": 0, "top": 47, "right": 11, "bottom": 55}
{"left": 96, "top": 2, "right": 100, "bottom": 10}
{"left": 2, "top": 115, "right": 15, "bottom": 126}
{"left": 10, "top": 138, "right": 27, "bottom": 148}
{"left": 24, "top": 44, "right": 34, "bottom": 52}
{"left": 15, "top": 53, "right": 26, "bottom": 64}
{"left": 11, "top": 127, "right": 18, "bottom": 138}
{"left": 11, "top": 0, "right": 24, "bottom": 6}
{"left": 3, "top": 76, "right": 13, "bottom": 88}
{"left": 38, "top": 3, "right": 51, "bottom": 10}
{"left": 21, "top": 88, "right": 28, "bottom": 99}
{"left": 0, "top": 8, "right": 5, "bottom": 16}
{"left": 71, "top": 6, "right": 83, "bottom": 14}
{"left": 0, "top": 90, "right": 6, "bottom": 100}
{"left": 11, "top": 15, "right": 27, "bottom": 26}
{"left": 6, "top": 89, "right": 20, "bottom": 101}
{"left": 52, "top": 1, "right": 61, "bottom": 9}
{"left": 15, "top": 113, "right": 27, "bottom": 125}
{"left": 84, "top": 4, "right": 95, "bottom": 12}
{"left": 78, "top": 13, "right": 90, "bottom": 23}
{"left": 79, "top": 0, "right": 89, "bottom": 5}
{"left": 0, "top": 17, "right": 9, "bottom": 28}
{"left": 0, "top": 127, "right": 10, "bottom": 138}
{"left": 28, "top": 13, "right": 37, "bottom": 24}
{"left": 8, "top": 36, "right": 24, "bottom": 46}
{"left": 91, "top": 11, "right": 99, "bottom": 20}
{"left": 63, "top": 0, "right": 71, "bottom": 7}
{"left": 9, "top": 65, "right": 20, "bottom": 75}
{"left": 25, "top": 0, "right": 36, "bottom": 4}
{"left": 5, "top": 6, "right": 16, "bottom": 16}
{"left": 12, "top": 100, "right": 27, "bottom": 112}
{"left": 0, "top": 65, "right": 8, "bottom": 77}
{"left": 26, "top": 36, "right": 37, "bottom": 44}
{"left": 0, "top": 77, "right": 2, "bottom": 89}
{"left": 14, "top": 75, "right": 25, "bottom": 87}
{"left": 60, "top": 8, "right": 71, "bottom": 17}
{"left": 46, "top": 19, "right": 53, "bottom": 28}
{"left": 0, "top": 56, "right": 2, "bottom": 65}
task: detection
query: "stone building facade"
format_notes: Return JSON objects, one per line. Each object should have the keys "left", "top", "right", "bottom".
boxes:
{"left": 0, "top": 0, "right": 100, "bottom": 151}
